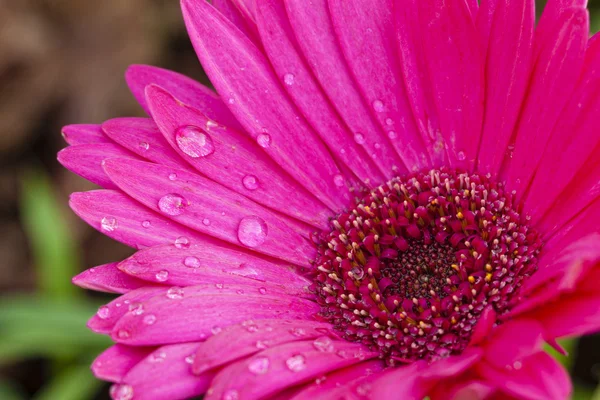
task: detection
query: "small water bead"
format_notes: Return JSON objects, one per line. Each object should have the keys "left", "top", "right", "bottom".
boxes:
{"left": 290, "top": 327, "right": 307, "bottom": 337}
{"left": 211, "top": 326, "right": 223, "bottom": 335}
{"left": 257, "top": 133, "right": 272, "bottom": 148}
{"left": 354, "top": 133, "right": 366, "bottom": 144}
{"left": 174, "top": 236, "right": 190, "bottom": 249}
{"left": 333, "top": 174, "right": 345, "bottom": 187}
{"left": 312, "top": 336, "right": 335, "bottom": 353}
{"left": 386, "top": 118, "right": 394, "bottom": 126}
{"left": 283, "top": 73, "right": 295, "bottom": 85}
{"left": 237, "top": 216, "right": 268, "bottom": 248}
{"left": 388, "top": 131, "right": 398, "bottom": 139}
{"left": 168, "top": 173, "right": 177, "bottom": 181}
{"left": 242, "top": 175, "right": 259, "bottom": 190}
{"left": 227, "top": 263, "right": 266, "bottom": 281}
{"left": 155, "top": 270, "right": 169, "bottom": 282}
{"left": 202, "top": 218, "right": 211, "bottom": 226}
{"left": 222, "top": 389, "right": 239, "bottom": 400}
{"left": 258, "top": 287, "right": 267, "bottom": 295}
{"left": 149, "top": 351, "right": 167, "bottom": 363}
{"left": 101, "top": 216, "right": 118, "bottom": 232}
{"left": 372, "top": 100, "right": 384, "bottom": 112}
{"left": 255, "top": 340, "right": 270, "bottom": 349}
{"left": 166, "top": 287, "right": 185, "bottom": 299}
{"left": 97, "top": 306, "right": 110, "bottom": 320}
{"left": 457, "top": 151, "right": 466, "bottom": 161}
{"left": 286, "top": 354, "right": 307, "bottom": 372}
{"left": 215, "top": 283, "right": 224, "bottom": 289}
{"left": 117, "top": 329, "right": 131, "bottom": 339}
{"left": 175, "top": 125, "right": 215, "bottom": 157}
{"left": 143, "top": 314, "right": 157, "bottom": 325}
{"left": 110, "top": 384, "right": 134, "bottom": 400}
{"left": 139, "top": 141, "right": 149, "bottom": 151}
{"left": 183, "top": 256, "right": 201, "bottom": 268}
{"left": 141, "top": 220, "right": 151, "bottom": 228}
{"left": 129, "top": 303, "right": 144, "bottom": 315}
{"left": 248, "top": 357, "right": 270, "bottom": 375}
{"left": 158, "top": 193, "right": 188, "bottom": 216}
{"left": 185, "top": 354, "right": 196, "bottom": 364}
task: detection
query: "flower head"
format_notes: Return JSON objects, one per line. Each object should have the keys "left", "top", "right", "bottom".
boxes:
{"left": 59, "top": 0, "right": 600, "bottom": 399}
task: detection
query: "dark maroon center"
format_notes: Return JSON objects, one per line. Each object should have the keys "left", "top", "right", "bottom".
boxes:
{"left": 312, "top": 169, "right": 542, "bottom": 365}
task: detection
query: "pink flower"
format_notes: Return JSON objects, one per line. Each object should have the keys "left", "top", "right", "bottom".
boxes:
{"left": 58, "top": 0, "right": 600, "bottom": 399}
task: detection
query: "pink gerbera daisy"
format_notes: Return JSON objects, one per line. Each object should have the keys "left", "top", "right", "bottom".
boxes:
{"left": 58, "top": 0, "right": 600, "bottom": 399}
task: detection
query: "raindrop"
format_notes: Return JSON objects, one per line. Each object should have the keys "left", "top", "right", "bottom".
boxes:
{"left": 202, "top": 218, "right": 211, "bottom": 226}
{"left": 143, "top": 314, "right": 156, "bottom": 325}
{"left": 283, "top": 73, "right": 295, "bottom": 86}
{"left": 110, "top": 384, "right": 134, "bottom": 400}
{"left": 333, "top": 174, "right": 345, "bottom": 187}
{"left": 184, "top": 256, "right": 201, "bottom": 268}
{"left": 242, "top": 175, "right": 259, "bottom": 190}
{"left": 228, "top": 98, "right": 235, "bottom": 104}
{"left": 139, "top": 142, "right": 149, "bottom": 151}
{"left": 129, "top": 303, "right": 144, "bottom": 315}
{"left": 149, "top": 351, "right": 166, "bottom": 363}
{"left": 354, "top": 133, "right": 366, "bottom": 144}
{"left": 175, "top": 126, "right": 215, "bottom": 157}
{"left": 168, "top": 173, "right": 177, "bottom": 181}
{"left": 313, "top": 336, "right": 335, "bottom": 353}
{"left": 248, "top": 357, "right": 270, "bottom": 375}
{"left": 372, "top": 100, "right": 384, "bottom": 112}
{"left": 257, "top": 133, "right": 272, "bottom": 148}
{"left": 174, "top": 236, "right": 190, "bottom": 249}
{"left": 101, "top": 216, "right": 118, "bottom": 232}
{"left": 158, "top": 194, "right": 188, "bottom": 216}
{"left": 255, "top": 340, "right": 270, "bottom": 349}
{"left": 155, "top": 270, "right": 169, "bottom": 282}
{"left": 166, "top": 287, "right": 184, "bottom": 299}
{"left": 97, "top": 306, "right": 110, "bottom": 320}
{"left": 457, "top": 151, "right": 466, "bottom": 161}
{"left": 228, "top": 264, "right": 266, "bottom": 281}
{"left": 185, "top": 354, "right": 196, "bottom": 364}
{"left": 286, "top": 354, "right": 307, "bottom": 372}
{"left": 215, "top": 283, "right": 224, "bottom": 289}
{"left": 222, "top": 389, "right": 239, "bottom": 400}
{"left": 141, "top": 220, "right": 151, "bottom": 228}
{"left": 385, "top": 118, "right": 394, "bottom": 126}
{"left": 237, "top": 216, "right": 268, "bottom": 248}
{"left": 211, "top": 326, "right": 223, "bottom": 335}
{"left": 290, "top": 327, "right": 307, "bottom": 337}
{"left": 117, "top": 329, "right": 131, "bottom": 339}
{"left": 388, "top": 131, "right": 398, "bottom": 139}
{"left": 258, "top": 287, "right": 267, "bottom": 295}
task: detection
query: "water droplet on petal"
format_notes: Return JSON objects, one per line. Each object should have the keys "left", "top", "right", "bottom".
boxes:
{"left": 155, "top": 270, "right": 169, "bottom": 282}
{"left": 258, "top": 287, "right": 267, "bottom": 295}
{"left": 351, "top": 266, "right": 364, "bottom": 280}
{"left": 97, "top": 306, "right": 110, "bottom": 319}
{"left": 255, "top": 340, "right": 270, "bottom": 349}
{"left": 184, "top": 256, "right": 201, "bottom": 268}
{"left": 129, "top": 303, "right": 144, "bottom": 315}
{"left": 388, "top": 131, "right": 397, "bottom": 139}
{"left": 354, "top": 133, "right": 365, "bottom": 144}
{"left": 175, "top": 126, "right": 215, "bottom": 157}
{"left": 110, "top": 384, "right": 134, "bottom": 400}
{"left": 149, "top": 351, "right": 166, "bottom": 363}
{"left": 117, "top": 329, "right": 131, "bottom": 339}
{"left": 333, "top": 174, "right": 345, "bottom": 187}
{"left": 242, "top": 175, "right": 259, "bottom": 190}
{"left": 386, "top": 118, "right": 394, "bottom": 126}
{"left": 286, "top": 354, "right": 307, "bottom": 372}
{"left": 158, "top": 194, "right": 188, "bottom": 216}
{"left": 222, "top": 389, "right": 239, "bottom": 400}
{"left": 211, "top": 326, "right": 223, "bottom": 335}
{"left": 174, "top": 236, "right": 190, "bottom": 249}
{"left": 185, "top": 354, "right": 196, "bottom": 364}
{"left": 168, "top": 173, "right": 177, "bottom": 181}
{"left": 248, "top": 357, "right": 270, "bottom": 375}
{"left": 101, "top": 216, "right": 118, "bottom": 232}
{"left": 215, "top": 283, "right": 224, "bottom": 289}
{"left": 457, "top": 151, "right": 466, "bottom": 161}
{"left": 202, "top": 218, "right": 211, "bottom": 226}
{"left": 372, "top": 100, "right": 384, "bottom": 112}
{"left": 290, "top": 327, "right": 307, "bottom": 337}
{"left": 141, "top": 220, "right": 151, "bottom": 228}
{"left": 143, "top": 314, "right": 156, "bottom": 325}
{"left": 313, "top": 336, "right": 335, "bottom": 353}
{"left": 139, "top": 142, "right": 149, "bottom": 151}
{"left": 257, "top": 133, "right": 271, "bottom": 148}
{"left": 283, "top": 73, "right": 295, "bottom": 85}
{"left": 166, "top": 287, "right": 184, "bottom": 299}
{"left": 237, "top": 216, "right": 268, "bottom": 248}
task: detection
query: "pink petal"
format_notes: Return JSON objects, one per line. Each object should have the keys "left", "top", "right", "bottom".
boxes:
{"left": 482, "top": 319, "right": 544, "bottom": 370}
{"left": 476, "top": 352, "right": 571, "bottom": 400}
{"left": 540, "top": 196, "right": 600, "bottom": 248}
{"left": 476, "top": 0, "right": 534, "bottom": 176}
{"left": 102, "top": 158, "right": 315, "bottom": 264}
{"left": 145, "top": 84, "right": 330, "bottom": 228}
{"left": 58, "top": 144, "right": 139, "bottom": 190}
{"left": 92, "top": 344, "right": 153, "bottom": 382}
{"left": 61, "top": 124, "right": 112, "bottom": 146}
{"left": 118, "top": 244, "right": 310, "bottom": 290}
{"left": 181, "top": 0, "right": 350, "bottom": 210}
{"left": 329, "top": 0, "right": 431, "bottom": 172}
{"left": 469, "top": 306, "right": 497, "bottom": 346}
{"left": 205, "top": 340, "right": 377, "bottom": 400}
{"left": 119, "top": 342, "right": 213, "bottom": 400}
{"left": 101, "top": 117, "right": 191, "bottom": 171}
{"left": 429, "top": 379, "right": 496, "bottom": 400}
{"left": 532, "top": 291, "right": 600, "bottom": 339}
{"left": 255, "top": 0, "right": 384, "bottom": 184}
{"left": 213, "top": 0, "right": 259, "bottom": 45}
{"left": 193, "top": 319, "right": 334, "bottom": 375}
{"left": 125, "top": 64, "right": 241, "bottom": 130}
{"left": 503, "top": 7, "right": 589, "bottom": 197}
{"left": 285, "top": 0, "right": 407, "bottom": 177}
{"left": 111, "top": 285, "right": 320, "bottom": 345}
{"left": 72, "top": 262, "right": 158, "bottom": 294}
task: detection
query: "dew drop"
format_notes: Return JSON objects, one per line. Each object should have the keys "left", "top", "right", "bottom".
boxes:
{"left": 141, "top": 220, "right": 151, "bottom": 228}
{"left": 257, "top": 133, "right": 272, "bottom": 148}
{"left": 290, "top": 327, "right": 307, "bottom": 337}
{"left": 242, "top": 175, "right": 259, "bottom": 190}
{"left": 386, "top": 118, "right": 394, "bottom": 126}
{"left": 185, "top": 354, "right": 196, "bottom": 364}
{"left": 139, "top": 142, "right": 149, "bottom": 151}
{"left": 313, "top": 336, "right": 335, "bottom": 353}
{"left": 175, "top": 126, "right": 215, "bottom": 157}
{"left": 388, "top": 131, "right": 398, "bottom": 139}
{"left": 222, "top": 389, "right": 239, "bottom": 400}
{"left": 457, "top": 151, "right": 466, "bottom": 161}
{"left": 97, "top": 306, "right": 110, "bottom": 320}
{"left": 202, "top": 218, "right": 211, "bottom": 226}
{"left": 237, "top": 216, "right": 268, "bottom": 248}
{"left": 283, "top": 73, "right": 295, "bottom": 86}
{"left": 168, "top": 173, "right": 177, "bottom": 181}
{"left": 166, "top": 287, "right": 184, "bottom": 299}
{"left": 258, "top": 287, "right": 267, "bottom": 295}
{"left": 101, "top": 216, "right": 118, "bottom": 232}
{"left": 286, "top": 354, "right": 307, "bottom": 372}
{"left": 372, "top": 100, "right": 384, "bottom": 112}
{"left": 110, "top": 384, "right": 134, "bottom": 400}
{"left": 211, "top": 326, "right": 223, "bottom": 335}
{"left": 158, "top": 194, "right": 188, "bottom": 216}
{"left": 248, "top": 357, "right": 270, "bottom": 375}
{"left": 174, "top": 236, "right": 190, "bottom": 249}
{"left": 155, "top": 270, "right": 169, "bottom": 282}
{"left": 183, "top": 256, "right": 201, "bottom": 268}
{"left": 228, "top": 98, "right": 235, "bottom": 104}
{"left": 149, "top": 351, "right": 166, "bottom": 363}
{"left": 143, "top": 314, "right": 157, "bottom": 325}
{"left": 354, "top": 133, "right": 366, "bottom": 144}
{"left": 129, "top": 303, "right": 144, "bottom": 315}
{"left": 215, "top": 283, "right": 224, "bottom": 289}
{"left": 117, "top": 329, "right": 131, "bottom": 339}
{"left": 333, "top": 174, "right": 345, "bottom": 187}
{"left": 255, "top": 340, "right": 270, "bottom": 349}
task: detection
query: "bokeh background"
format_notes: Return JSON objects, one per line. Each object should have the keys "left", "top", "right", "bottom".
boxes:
{"left": 0, "top": 1, "right": 599, "bottom": 399}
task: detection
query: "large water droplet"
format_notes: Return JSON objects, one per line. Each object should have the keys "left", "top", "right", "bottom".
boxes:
{"left": 110, "top": 384, "right": 134, "bottom": 400}
{"left": 248, "top": 357, "right": 270, "bottom": 375}
{"left": 283, "top": 73, "right": 295, "bottom": 86}
{"left": 237, "top": 216, "right": 268, "bottom": 248}
{"left": 222, "top": 389, "right": 239, "bottom": 400}
{"left": 101, "top": 216, "right": 118, "bottom": 232}
{"left": 166, "top": 287, "right": 184, "bottom": 299}
{"left": 158, "top": 194, "right": 188, "bottom": 216}
{"left": 257, "top": 133, "right": 271, "bottom": 148}
{"left": 286, "top": 354, "right": 307, "bottom": 372}
{"left": 372, "top": 100, "right": 384, "bottom": 112}
{"left": 313, "top": 336, "right": 335, "bottom": 353}
{"left": 97, "top": 306, "right": 110, "bottom": 320}
{"left": 175, "top": 126, "right": 215, "bottom": 158}
{"left": 174, "top": 236, "right": 190, "bottom": 249}
{"left": 242, "top": 175, "right": 259, "bottom": 190}
{"left": 183, "top": 256, "right": 201, "bottom": 268}
{"left": 155, "top": 270, "right": 169, "bottom": 282}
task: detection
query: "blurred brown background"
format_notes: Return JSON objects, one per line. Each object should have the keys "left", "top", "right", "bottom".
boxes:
{"left": 0, "top": 0, "right": 599, "bottom": 399}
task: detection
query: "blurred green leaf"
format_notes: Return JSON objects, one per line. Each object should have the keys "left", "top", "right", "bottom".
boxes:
{"left": 545, "top": 338, "right": 578, "bottom": 371}
{"left": 592, "top": 384, "right": 600, "bottom": 400}
{"left": 0, "top": 380, "right": 26, "bottom": 400}
{"left": 20, "top": 168, "right": 80, "bottom": 300}
{"left": 32, "top": 364, "right": 105, "bottom": 400}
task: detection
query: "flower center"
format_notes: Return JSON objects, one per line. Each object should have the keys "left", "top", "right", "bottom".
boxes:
{"left": 312, "top": 169, "right": 542, "bottom": 364}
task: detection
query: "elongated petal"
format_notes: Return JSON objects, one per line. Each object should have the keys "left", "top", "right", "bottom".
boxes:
{"left": 61, "top": 124, "right": 111, "bottom": 145}
{"left": 482, "top": 319, "right": 544, "bottom": 370}
{"left": 145, "top": 84, "right": 330, "bottom": 228}
{"left": 111, "top": 285, "right": 320, "bottom": 345}
{"left": 193, "top": 319, "right": 334, "bottom": 375}
{"left": 213, "top": 0, "right": 261, "bottom": 45}
{"left": 72, "top": 262, "right": 158, "bottom": 294}
{"left": 92, "top": 344, "right": 154, "bottom": 382}
{"left": 125, "top": 64, "right": 241, "bottom": 130}
{"left": 205, "top": 340, "right": 377, "bottom": 400}
{"left": 102, "top": 158, "right": 314, "bottom": 264}
{"left": 181, "top": 0, "right": 350, "bottom": 210}
{"left": 533, "top": 291, "right": 600, "bottom": 339}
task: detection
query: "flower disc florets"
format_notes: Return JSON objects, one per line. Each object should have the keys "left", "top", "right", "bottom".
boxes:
{"left": 312, "top": 169, "right": 542, "bottom": 365}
